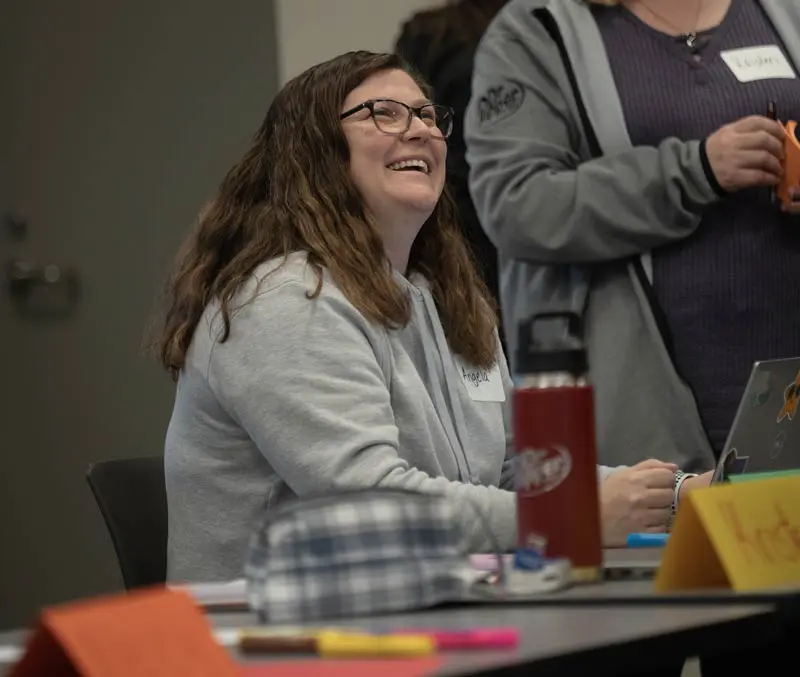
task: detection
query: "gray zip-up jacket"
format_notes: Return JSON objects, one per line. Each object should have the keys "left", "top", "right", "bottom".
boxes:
{"left": 465, "top": 0, "right": 800, "bottom": 472}
{"left": 165, "top": 253, "right": 619, "bottom": 581}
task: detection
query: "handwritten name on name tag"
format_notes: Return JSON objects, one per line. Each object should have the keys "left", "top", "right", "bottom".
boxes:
{"left": 721, "top": 45, "right": 796, "bottom": 83}
{"left": 455, "top": 359, "right": 505, "bottom": 402}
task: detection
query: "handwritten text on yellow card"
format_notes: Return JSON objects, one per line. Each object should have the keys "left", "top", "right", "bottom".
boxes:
{"left": 656, "top": 475, "right": 800, "bottom": 592}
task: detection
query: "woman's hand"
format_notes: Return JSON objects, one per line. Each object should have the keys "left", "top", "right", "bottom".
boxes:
{"left": 599, "top": 459, "right": 677, "bottom": 547}
{"left": 705, "top": 115, "right": 784, "bottom": 192}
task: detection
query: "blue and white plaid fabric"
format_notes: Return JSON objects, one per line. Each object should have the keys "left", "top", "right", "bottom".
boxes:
{"left": 244, "top": 490, "right": 479, "bottom": 623}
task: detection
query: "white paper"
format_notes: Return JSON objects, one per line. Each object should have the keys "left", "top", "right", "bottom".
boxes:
{"left": 0, "top": 645, "right": 22, "bottom": 664}
{"left": 212, "top": 628, "right": 240, "bottom": 647}
{"left": 170, "top": 577, "right": 248, "bottom": 609}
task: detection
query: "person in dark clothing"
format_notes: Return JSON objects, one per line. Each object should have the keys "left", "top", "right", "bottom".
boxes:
{"left": 394, "top": 0, "right": 509, "bottom": 353}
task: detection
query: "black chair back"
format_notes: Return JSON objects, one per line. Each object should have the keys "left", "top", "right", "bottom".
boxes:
{"left": 85, "top": 456, "right": 167, "bottom": 588}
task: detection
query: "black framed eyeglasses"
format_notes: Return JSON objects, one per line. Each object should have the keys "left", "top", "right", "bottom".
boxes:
{"left": 340, "top": 98, "right": 454, "bottom": 139}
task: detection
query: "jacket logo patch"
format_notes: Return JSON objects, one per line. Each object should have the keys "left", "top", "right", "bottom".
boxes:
{"left": 477, "top": 80, "right": 524, "bottom": 125}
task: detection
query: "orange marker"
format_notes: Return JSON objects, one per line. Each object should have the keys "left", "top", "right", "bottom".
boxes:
{"left": 774, "top": 103, "right": 800, "bottom": 209}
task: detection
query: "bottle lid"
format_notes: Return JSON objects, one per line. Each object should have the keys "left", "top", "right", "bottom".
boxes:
{"left": 516, "top": 311, "right": 588, "bottom": 376}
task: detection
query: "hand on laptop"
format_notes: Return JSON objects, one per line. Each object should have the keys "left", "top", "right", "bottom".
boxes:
{"left": 599, "top": 459, "right": 678, "bottom": 547}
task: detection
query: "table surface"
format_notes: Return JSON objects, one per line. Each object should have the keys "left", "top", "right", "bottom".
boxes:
{"left": 214, "top": 604, "right": 782, "bottom": 676}
{"left": 0, "top": 601, "right": 781, "bottom": 677}
{"left": 1, "top": 548, "right": 796, "bottom": 676}
{"left": 493, "top": 576, "right": 800, "bottom": 606}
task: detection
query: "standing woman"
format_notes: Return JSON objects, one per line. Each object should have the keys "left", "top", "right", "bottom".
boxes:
{"left": 466, "top": 0, "right": 800, "bottom": 472}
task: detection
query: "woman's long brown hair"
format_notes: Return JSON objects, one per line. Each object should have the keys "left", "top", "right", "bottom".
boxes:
{"left": 154, "top": 50, "right": 497, "bottom": 379}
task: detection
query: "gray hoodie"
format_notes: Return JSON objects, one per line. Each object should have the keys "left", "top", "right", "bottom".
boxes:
{"left": 164, "top": 253, "right": 615, "bottom": 582}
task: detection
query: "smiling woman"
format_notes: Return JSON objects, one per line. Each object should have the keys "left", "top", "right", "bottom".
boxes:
{"left": 339, "top": 70, "right": 454, "bottom": 273}
{"left": 151, "top": 50, "right": 693, "bottom": 584}
{"left": 152, "top": 50, "right": 513, "bottom": 582}
{"left": 158, "top": 51, "right": 496, "bottom": 375}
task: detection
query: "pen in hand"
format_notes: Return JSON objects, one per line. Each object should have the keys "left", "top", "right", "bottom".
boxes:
{"left": 768, "top": 100, "right": 777, "bottom": 121}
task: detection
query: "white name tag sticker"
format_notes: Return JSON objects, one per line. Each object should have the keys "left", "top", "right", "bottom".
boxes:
{"left": 455, "top": 358, "right": 506, "bottom": 402}
{"left": 720, "top": 45, "right": 796, "bottom": 83}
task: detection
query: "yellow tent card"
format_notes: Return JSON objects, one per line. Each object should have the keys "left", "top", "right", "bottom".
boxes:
{"left": 656, "top": 475, "right": 800, "bottom": 592}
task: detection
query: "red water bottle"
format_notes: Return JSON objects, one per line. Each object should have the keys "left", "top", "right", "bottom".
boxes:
{"left": 513, "top": 311, "right": 602, "bottom": 582}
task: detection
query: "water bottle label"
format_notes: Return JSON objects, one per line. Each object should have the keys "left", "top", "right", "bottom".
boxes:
{"left": 515, "top": 445, "right": 572, "bottom": 496}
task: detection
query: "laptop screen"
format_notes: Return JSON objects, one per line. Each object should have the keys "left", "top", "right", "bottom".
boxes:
{"left": 710, "top": 358, "right": 800, "bottom": 484}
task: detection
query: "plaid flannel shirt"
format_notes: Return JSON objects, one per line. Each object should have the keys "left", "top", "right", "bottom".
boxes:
{"left": 245, "top": 490, "right": 478, "bottom": 623}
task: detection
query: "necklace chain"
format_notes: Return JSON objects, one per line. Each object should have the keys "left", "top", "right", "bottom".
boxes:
{"left": 636, "top": 0, "right": 704, "bottom": 47}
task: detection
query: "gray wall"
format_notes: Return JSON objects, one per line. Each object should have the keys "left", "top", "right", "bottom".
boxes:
{"left": 275, "top": 0, "right": 441, "bottom": 83}
{"left": 0, "top": 0, "right": 279, "bottom": 629}
{"left": 0, "top": 0, "right": 446, "bottom": 630}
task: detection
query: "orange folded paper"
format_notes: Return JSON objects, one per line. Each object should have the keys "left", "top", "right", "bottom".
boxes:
{"left": 10, "top": 587, "right": 239, "bottom": 677}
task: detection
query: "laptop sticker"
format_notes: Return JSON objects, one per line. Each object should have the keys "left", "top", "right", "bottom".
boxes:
{"left": 750, "top": 370, "right": 772, "bottom": 408}
{"left": 771, "top": 430, "right": 787, "bottom": 460}
{"left": 776, "top": 369, "right": 800, "bottom": 422}
{"left": 721, "top": 447, "right": 750, "bottom": 481}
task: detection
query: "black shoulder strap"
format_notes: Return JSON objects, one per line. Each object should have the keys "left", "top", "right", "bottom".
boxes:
{"left": 533, "top": 8, "right": 602, "bottom": 159}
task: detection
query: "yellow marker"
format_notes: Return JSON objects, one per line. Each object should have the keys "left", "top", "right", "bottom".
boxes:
{"left": 316, "top": 631, "right": 436, "bottom": 658}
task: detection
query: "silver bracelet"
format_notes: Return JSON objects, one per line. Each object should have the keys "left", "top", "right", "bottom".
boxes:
{"left": 672, "top": 470, "right": 698, "bottom": 514}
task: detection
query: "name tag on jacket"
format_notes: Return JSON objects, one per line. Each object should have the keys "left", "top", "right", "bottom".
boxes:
{"left": 721, "top": 45, "right": 796, "bottom": 83}
{"left": 455, "top": 358, "right": 506, "bottom": 402}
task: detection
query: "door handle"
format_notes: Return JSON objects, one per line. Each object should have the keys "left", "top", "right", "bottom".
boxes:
{"left": 6, "top": 258, "right": 80, "bottom": 302}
